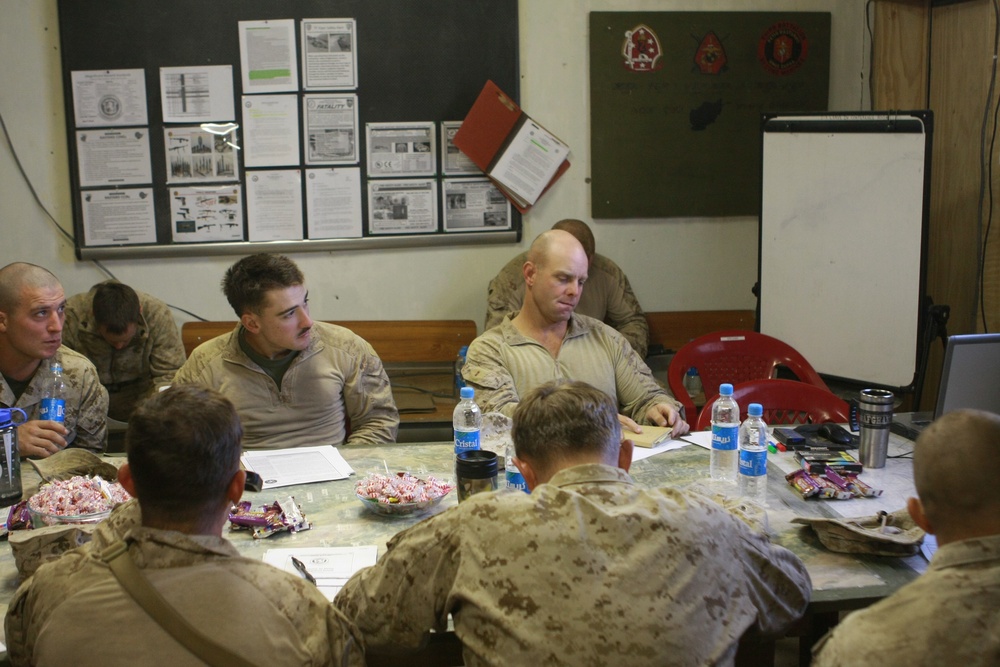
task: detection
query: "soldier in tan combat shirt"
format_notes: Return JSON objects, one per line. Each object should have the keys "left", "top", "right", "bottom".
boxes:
{"left": 336, "top": 379, "right": 811, "bottom": 666}
{"left": 0, "top": 262, "right": 107, "bottom": 456}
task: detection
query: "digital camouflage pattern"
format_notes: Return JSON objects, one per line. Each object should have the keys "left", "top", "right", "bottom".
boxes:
{"left": 63, "top": 287, "right": 186, "bottom": 421}
{"left": 813, "top": 534, "right": 1000, "bottom": 666}
{"left": 485, "top": 252, "right": 650, "bottom": 358}
{"left": 174, "top": 323, "right": 398, "bottom": 448}
{"left": 463, "top": 313, "right": 679, "bottom": 422}
{"left": 336, "top": 463, "right": 811, "bottom": 667}
{"left": 6, "top": 501, "right": 364, "bottom": 667}
{"left": 0, "top": 346, "right": 107, "bottom": 453}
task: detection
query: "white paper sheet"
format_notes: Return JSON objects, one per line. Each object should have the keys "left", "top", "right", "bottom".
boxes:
{"left": 301, "top": 18, "right": 358, "bottom": 90}
{"left": 81, "top": 188, "right": 156, "bottom": 246}
{"left": 246, "top": 169, "right": 303, "bottom": 241}
{"left": 71, "top": 69, "right": 148, "bottom": 127}
{"left": 76, "top": 128, "right": 152, "bottom": 187}
{"left": 488, "top": 117, "right": 569, "bottom": 206}
{"left": 241, "top": 445, "right": 354, "bottom": 489}
{"left": 169, "top": 185, "right": 243, "bottom": 242}
{"left": 306, "top": 168, "right": 362, "bottom": 238}
{"left": 159, "top": 65, "right": 235, "bottom": 123}
{"left": 242, "top": 94, "right": 300, "bottom": 167}
{"left": 263, "top": 546, "right": 377, "bottom": 601}
{"left": 239, "top": 19, "right": 299, "bottom": 93}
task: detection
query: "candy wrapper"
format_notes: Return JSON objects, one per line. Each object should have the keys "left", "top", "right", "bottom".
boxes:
{"left": 785, "top": 467, "right": 882, "bottom": 500}
{"left": 228, "top": 496, "right": 311, "bottom": 539}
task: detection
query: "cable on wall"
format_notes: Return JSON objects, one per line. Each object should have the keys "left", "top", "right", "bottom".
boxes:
{"left": 0, "top": 109, "right": 207, "bottom": 322}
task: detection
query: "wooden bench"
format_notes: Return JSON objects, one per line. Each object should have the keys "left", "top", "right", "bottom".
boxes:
{"left": 645, "top": 309, "right": 756, "bottom": 354}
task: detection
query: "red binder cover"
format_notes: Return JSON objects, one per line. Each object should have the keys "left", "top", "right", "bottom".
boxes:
{"left": 453, "top": 80, "right": 570, "bottom": 213}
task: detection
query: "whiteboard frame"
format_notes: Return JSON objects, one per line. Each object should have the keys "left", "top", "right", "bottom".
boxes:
{"left": 758, "top": 111, "right": 933, "bottom": 390}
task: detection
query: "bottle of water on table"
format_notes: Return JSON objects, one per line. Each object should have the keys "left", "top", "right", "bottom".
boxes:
{"left": 738, "top": 402, "right": 768, "bottom": 505}
{"left": 505, "top": 439, "right": 527, "bottom": 493}
{"left": 39, "top": 362, "right": 66, "bottom": 423}
{"left": 453, "top": 386, "right": 482, "bottom": 455}
{"left": 710, "top": 383, "right": 739, "bottom": 483}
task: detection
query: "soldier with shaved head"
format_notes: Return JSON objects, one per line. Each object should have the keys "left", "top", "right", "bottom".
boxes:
{"left": 485, "top": 219, "right": 650, "bottom": 357}
{"left": 466, "top": 229, "right": 688, "bottom": 438}
{"left": 814, "top": 409, "right": 1000, "bottom": 666}
{"left": 0, "top": 263, "right": 107, "bottom": 456}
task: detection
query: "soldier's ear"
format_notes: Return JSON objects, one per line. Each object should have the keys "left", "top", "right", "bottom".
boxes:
{"left": 240, "top": 312, "right": 260, "bottom": 334}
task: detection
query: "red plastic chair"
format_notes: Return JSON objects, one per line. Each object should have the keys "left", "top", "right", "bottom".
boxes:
{"left": 668, "top": 330, "right": 829, "bottom": 422}
{"left": 694, "top": 379, "right": 851, "bottom": 430}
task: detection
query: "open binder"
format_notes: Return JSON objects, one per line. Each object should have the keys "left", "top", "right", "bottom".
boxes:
{"left": 454, "top": 80, "right": 571, "bottom": 213}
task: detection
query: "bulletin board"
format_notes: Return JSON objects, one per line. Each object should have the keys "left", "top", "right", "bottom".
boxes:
{"left": 56, "top": 0, "right": 520, "bottom": 259}
{"left": 589, "top": 12, "right": 830, "bottom": 219}
{"left": 759, "top": 112, "right": 933, "bottom": 389}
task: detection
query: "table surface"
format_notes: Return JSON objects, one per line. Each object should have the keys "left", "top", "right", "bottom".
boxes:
{"left": 0, "top": 433, "right": 923, "bottom": 646}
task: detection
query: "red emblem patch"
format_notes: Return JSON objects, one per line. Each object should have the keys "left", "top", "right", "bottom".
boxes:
{"left": 622, "top": 24, "right": 663, "bottom": 73}
{"left": 758, "top": 22, "right": 809, "bottom": 76}
{"left": 694, "top": 32, "right": 727, "bottom": 75}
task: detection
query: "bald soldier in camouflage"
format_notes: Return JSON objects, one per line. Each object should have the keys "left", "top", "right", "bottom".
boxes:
{"left": 485, "top": 219, "right": 649, "bottom": 357}
{"left": 813, "top": 409, "right": 1000, "bottom": 666}
{"left": 0, "top": 263, "right": 107, "bottom": 456}
{"left": 63, "top": 281, "right": 186, "bottom": 421}
{"left": 336, "top": 380, "right": 810, "bottom": 666}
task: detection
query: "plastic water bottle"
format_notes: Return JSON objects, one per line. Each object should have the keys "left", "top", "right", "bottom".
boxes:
{"left": 454, "top": 345, "right": 469, "bottom": 396}
{"left": 738, "top": 403, "right": 768, "bottom": 505}
{"left": 453, "top": 386, "right": 481, "bottom": 455}
{"left": 39, "top": 362, "right": 66, "bottom": 423}
{"left": 683, "top": 367, "right": 703, "bottom": 399}
{"left": 0, "top": 407, "right": 26, "bottom": 507}
{"left": 505, "top": 440, "right": 528, "bottom": 493}
{"left": 710, "top": 383, "right": 739, "bottom": 483}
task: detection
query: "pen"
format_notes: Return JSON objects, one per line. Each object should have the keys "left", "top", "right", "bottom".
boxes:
{"left": 291, "top": 556, "right": 316, "bottom": 585}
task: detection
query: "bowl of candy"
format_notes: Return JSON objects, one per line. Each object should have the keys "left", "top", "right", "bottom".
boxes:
{"left": 27, "top": 475, "right": 131, "bottom": 528}
{"left": 355, "top": 471, "right": 454, "bottom": 518}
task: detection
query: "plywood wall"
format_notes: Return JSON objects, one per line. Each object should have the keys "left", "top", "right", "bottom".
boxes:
{"left": 874, "top": 0, "right": 1000, "bottom": 409}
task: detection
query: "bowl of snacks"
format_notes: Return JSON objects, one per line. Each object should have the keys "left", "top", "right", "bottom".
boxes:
{"left": 27, "top": 475, "right": 131, "bottom": 528}
{"left": 355, "top": 471, "right": 454, "bottom": 518}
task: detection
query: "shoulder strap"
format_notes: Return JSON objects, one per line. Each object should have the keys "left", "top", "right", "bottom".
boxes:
{"left": 101, "top": 540, "right": 259, "bottom": 667}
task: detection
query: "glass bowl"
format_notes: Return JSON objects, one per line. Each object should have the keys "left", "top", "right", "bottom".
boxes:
{"left": 28, "top": 506, "right": 112, "bottom": 528}
{"left": 355, "top": 491, "right": 450, "bottom": 518}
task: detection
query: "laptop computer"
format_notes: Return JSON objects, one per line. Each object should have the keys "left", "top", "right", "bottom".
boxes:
{"left": 891, "top": 333, "right": 1000, "bottom": 440}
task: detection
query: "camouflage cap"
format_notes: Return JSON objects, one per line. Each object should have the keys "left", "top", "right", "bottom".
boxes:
{"left": 27, "top": 448, "right": 120, "bottom": 483}
{"left": 792, "top": 508, "right": 924, "bottom": 556}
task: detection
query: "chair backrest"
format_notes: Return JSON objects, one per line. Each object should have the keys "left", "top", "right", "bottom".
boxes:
{"left": 668, "top": 330, "right": 830, "bottom": 422}
{"left": 694, "top": 379, "right": 851, "bottom": 430}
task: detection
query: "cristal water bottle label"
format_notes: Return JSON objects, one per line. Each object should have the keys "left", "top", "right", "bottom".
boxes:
{"left": 454, "top": 429, "right": 480, "bottom": 453}
{"left": 506, "top": 469, "right": 528, "bottom": 493}
{"left": 711, "top": 424, "right": 738, "bottom": 451}
{"left": 39, "top": 398, "right": 66, "bottom": 423}
{"left": 739, "top": 448, "right": 767, "bottom": 477}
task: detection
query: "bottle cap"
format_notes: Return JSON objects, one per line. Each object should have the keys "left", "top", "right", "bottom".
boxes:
{"left": 459, "top": 345, "right": 469, "bottom": 355}
{"left": 686, "top": 367, "right": 698, "bottom": 377}
{"left": 719, "top": 383, "right": 733, "bottom": 396}
{"left": 748, "top": 403, "right": 763, "bottom": 417}
{"left": 459, "top": 386, "right": 475, "bottom": 400}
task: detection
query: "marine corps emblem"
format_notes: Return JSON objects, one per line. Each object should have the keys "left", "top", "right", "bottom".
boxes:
{"left": 694, "top": 32, "right": 727, "bottom": 75}
{"left": 758, "top": 22, "right": 809, "bottom": 76}
{"left": 622, "top": 24, "right": 663, "bottom": 73}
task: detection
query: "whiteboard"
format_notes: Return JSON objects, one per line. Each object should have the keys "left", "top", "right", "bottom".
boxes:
{"left": 759, "top": 113, "right": 931, "bottom": 388}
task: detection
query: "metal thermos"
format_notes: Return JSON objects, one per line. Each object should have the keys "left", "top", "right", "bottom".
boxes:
{"left": 0, "top": 407, "right": 26, "bottom": 507}
{"left": 858, "top": 389, "right": 894, "bottom": 469}
{"left": 455, "top": 449, "right": 498, "bottom": 502}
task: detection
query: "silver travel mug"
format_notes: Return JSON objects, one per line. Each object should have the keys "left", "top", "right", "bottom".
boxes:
{"left": 859, "top": 389, "right": 894, "bottom": 468}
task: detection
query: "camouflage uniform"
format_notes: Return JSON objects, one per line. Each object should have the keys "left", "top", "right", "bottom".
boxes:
{"left": 336, "top": 463, "right": 811, "bottom": 667}
{"left": 5, "top": 504, "right": 364, "bottom": 667}
{"left": 174, "top": 323, "right": 398, "bottom": 448}
{"left": 0, "top": 346, "right": 107, "bottom": 453}
{"left": 485, "top": 252, "right": 649, "bottom": 357}
{"left": 463, "top": 313, "right": 679, "bottom": 422}
{"left": 813, "top": 534, "right": 1000, "bottom": 666}
{"left": 63, "top": 287, "right": 186, "bottom": 421}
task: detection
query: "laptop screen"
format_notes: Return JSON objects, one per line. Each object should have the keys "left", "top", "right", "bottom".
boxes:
{"left": 935, "top": 333, "right": 1000, "bottom": 417}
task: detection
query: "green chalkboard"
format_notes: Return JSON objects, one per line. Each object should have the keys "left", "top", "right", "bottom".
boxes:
{"left": 589, "top": 12, "right": 830, "bottom": 218}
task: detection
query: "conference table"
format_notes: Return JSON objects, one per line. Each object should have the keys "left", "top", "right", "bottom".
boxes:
{"left": 0, "top": 434, "right": 922, "bottom": 666}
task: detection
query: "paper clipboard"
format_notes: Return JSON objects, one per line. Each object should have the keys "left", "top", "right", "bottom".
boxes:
{"left": 453, "top": 80, "right": 570, "bottom": 213}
